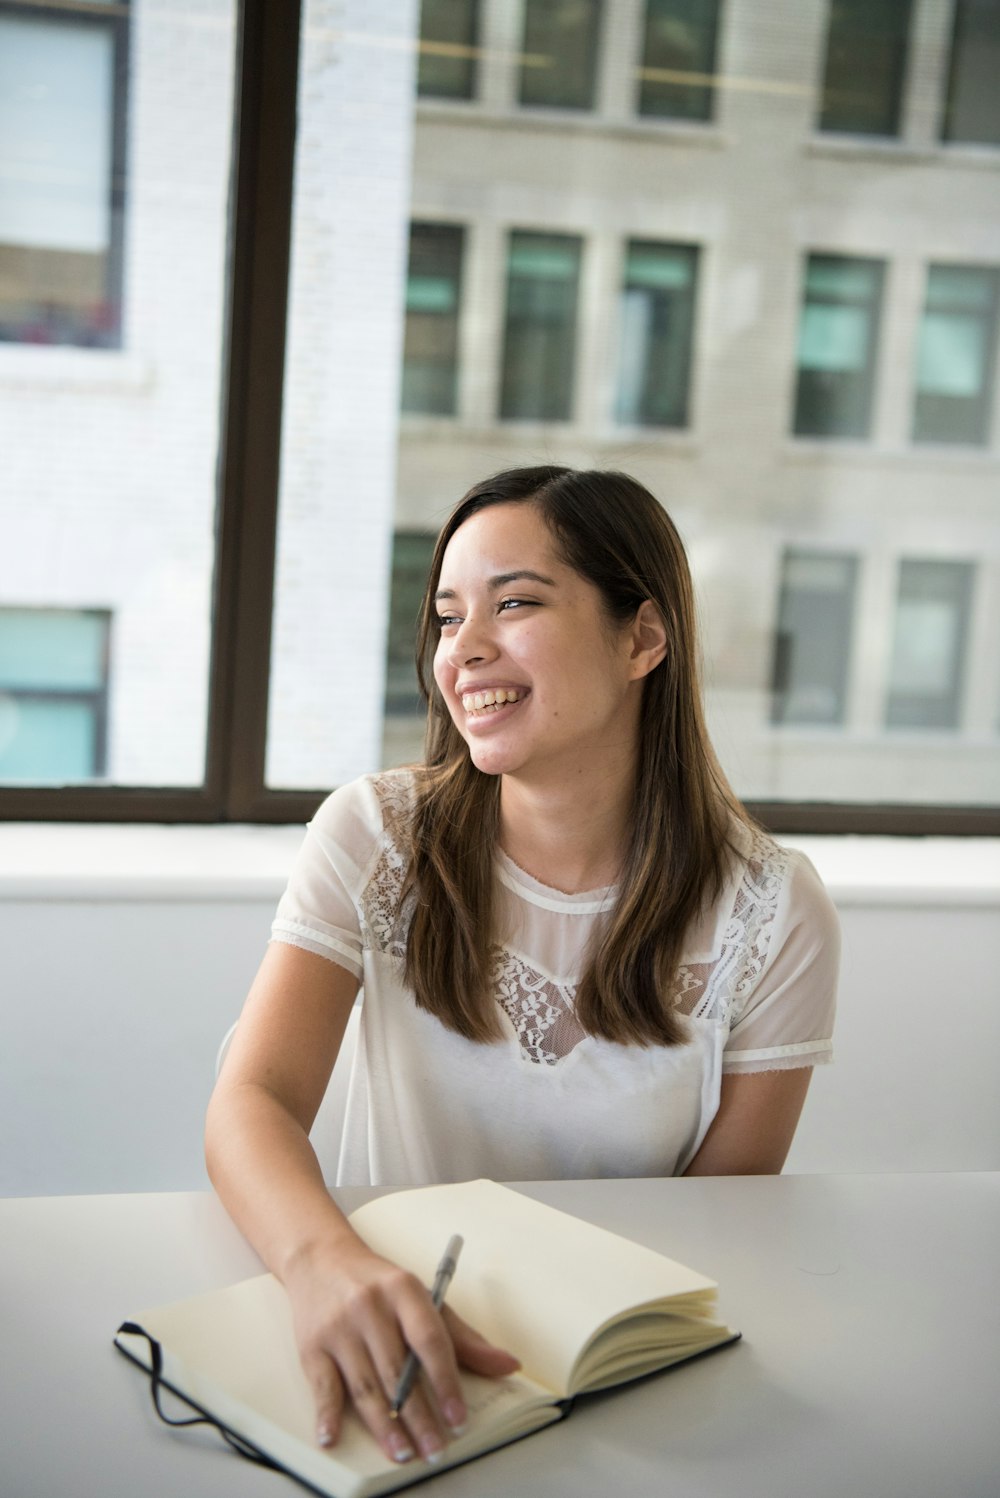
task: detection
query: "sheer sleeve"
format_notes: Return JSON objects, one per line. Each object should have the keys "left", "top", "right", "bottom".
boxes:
{"left": 270, "top": 778, "right": 383, "bottom": 980}
{"left": 722, "top": 850, "right": 840, "bottom": 1075}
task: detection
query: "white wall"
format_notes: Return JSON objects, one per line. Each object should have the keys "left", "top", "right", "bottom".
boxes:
{"left": 1, "top": 826, "right": 998, "bottom": 1197}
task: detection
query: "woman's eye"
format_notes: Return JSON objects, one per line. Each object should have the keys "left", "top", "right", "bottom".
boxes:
{"left": 498, "top": 598, "right": 536, "bottom": 613}
{"left": 436, "top": 613, "right": 461, "bottom": 630}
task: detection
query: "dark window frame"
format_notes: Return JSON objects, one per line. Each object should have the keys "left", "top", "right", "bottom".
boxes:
{"left": 0, "top": 0, "right": 995, "bottom": 834}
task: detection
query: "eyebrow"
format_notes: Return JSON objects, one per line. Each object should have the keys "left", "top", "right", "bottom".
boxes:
{"left": 435, "top": 569, "right": 557, "bottom": 601}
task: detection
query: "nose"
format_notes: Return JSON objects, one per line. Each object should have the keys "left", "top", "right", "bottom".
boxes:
{"left": 446, "top": 611, "right": 499, "bottom": 668}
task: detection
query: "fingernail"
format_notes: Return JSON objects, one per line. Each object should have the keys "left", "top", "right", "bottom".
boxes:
{"left": 443, "top": 1398, "right": 466, "bottom": 1432}
{"left": 420, "top": 1435, "right": 445, "bottom": 1464}
{"left": 388, "top": 1433, "right": 415, "bottom": 1464}
{"left": 317, "top": 1424, "right": 334, "bottom": 1448}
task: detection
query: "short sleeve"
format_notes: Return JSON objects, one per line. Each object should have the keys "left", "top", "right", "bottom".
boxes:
{"left": 270, "top": 778, "right": 383, "bottom": 980}
{"left": 722, "top": 850, "right": 840, "bottom": 1074}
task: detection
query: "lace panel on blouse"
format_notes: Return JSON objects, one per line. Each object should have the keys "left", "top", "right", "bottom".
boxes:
{"left": 359, "top": 775, "right": 789, "bottom": 1066}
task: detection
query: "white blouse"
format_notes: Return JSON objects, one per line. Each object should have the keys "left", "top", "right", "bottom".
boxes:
{"left": 271, "top": 769, "right": 839, "bottom": 1187}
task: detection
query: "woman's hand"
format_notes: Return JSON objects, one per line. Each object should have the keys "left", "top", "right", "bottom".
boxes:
{"left": 284, "top": 1234, "right": 521, "bottom": 1466}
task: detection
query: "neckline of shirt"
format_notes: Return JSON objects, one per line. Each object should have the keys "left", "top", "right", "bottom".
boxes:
{"left": 496, "top": 850, "right": 618, "bottom": 915}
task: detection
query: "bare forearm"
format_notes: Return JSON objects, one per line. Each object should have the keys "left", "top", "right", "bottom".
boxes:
{"left": 205, "top": 1081, "right": 359, "bottom": 1283}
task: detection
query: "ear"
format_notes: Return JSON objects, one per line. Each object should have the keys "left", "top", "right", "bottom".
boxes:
{"left": 627, "top": 600, "right": 668, "bottom": 680}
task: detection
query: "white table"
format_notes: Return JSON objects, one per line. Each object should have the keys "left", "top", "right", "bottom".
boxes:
{"left": 2, "top": 1174, "right": 998, "bottom": 1497}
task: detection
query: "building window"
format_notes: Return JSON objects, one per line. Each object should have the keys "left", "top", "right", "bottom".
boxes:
{"left": 0, "top": 608, "right": 110, "bottom": 782}
{"left": 941, "top": 0, "right": 1000, "bottom": 146}
{"left": 913, "top": 264, "right": 999, "bottom": 446}
{"left": 817, "top": 0, "right": 912, "bottom": 137}
{"left": 402, "top": 223, "right": 464, "bottom": 416}
{"left": 771, "top": 552, "right": 858, "bottom": 726}
{"left": 500, "top": 230, "right": 582, "bottom": 421}
{"left": 615, "top": 240, "right": 698, "bottom": 427}
{"left": 886, "top": 560, "right": 973, "bottom": 729}
{"left": 637, "top": 0, "right": 721, "bottom": 122}
{"left": 518, "top": 0, "right": 602, "bottom": 111}
{"left": 792, "top": 254, "right": 885, "bottom": 439}
{"left": 417, "top": 0, "right": 479, "bottom": 101}
{"left": 384, "top": 531, "right": 437, "bottom": 715}
{"left": 0, "top": 1, "right": 129, "bottom": 349}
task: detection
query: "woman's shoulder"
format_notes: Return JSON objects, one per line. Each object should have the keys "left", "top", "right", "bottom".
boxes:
{"left": 722, "top": 816, "right": 838, "bottom": 937}
{"left": 310, "top": 766, "right": 419, "bottom": 841}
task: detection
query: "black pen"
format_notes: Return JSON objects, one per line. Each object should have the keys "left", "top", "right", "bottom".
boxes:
{"left": 390, "top": 1234, "right": 464, "bottom": 1417}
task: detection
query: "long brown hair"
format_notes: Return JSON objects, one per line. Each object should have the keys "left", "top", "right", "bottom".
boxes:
{"left": 401, "top": 466, "right": 750, "bottom": 1046}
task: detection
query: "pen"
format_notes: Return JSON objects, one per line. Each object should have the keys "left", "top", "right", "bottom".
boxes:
{"left": 389, "top": 1234, "right": 464, "bottom": 1417}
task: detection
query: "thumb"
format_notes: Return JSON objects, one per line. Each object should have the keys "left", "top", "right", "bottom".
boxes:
{"left": 442, "top": 1305, "right": 521, "bottom": 1377}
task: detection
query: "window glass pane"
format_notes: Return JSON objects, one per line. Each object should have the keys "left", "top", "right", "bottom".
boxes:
{"left": 499, "top": 231, "right": 581, "bottom": 420}
{"left": 637, "top": 0, "right": 720, "bottom": 121}
{"left": 942, "top": 0, "right": 1000, "bottom": 145}
{"left": 418, "top": 0, "right": 479, "bottom": 100}
{"left": 913, "top": 264, "right": 999, "bottom": 444}
{"left": 0, "top": 0, "right": 236, "bottom": 787}
{"left": 402, "top": 222, "right": 463, "bottom": 414}
{"left": 0, "top": 607, "right": 109, "bottom": 781}
{"left": 262, "top": 1, "right": 1000, "bottom": 813}
{"left": 771, "top": 553, "right": 857, "bottom": 725}
{"left": 818, "top": 0, "right": 912, "bottom": 136}
{"left": 0, "top": 10, "right": 122, "bottom": 346}
{"left": 519, "top": 0, "right": 602, "bottom": 110}
{"left": 886, "top": 561, "right": 973, "bottom": 729}
{"left": 793, "top": 254, "right": 883, "bottom": 437}
{"left": 616, "top": 241, "right": 698, "bottom": 426}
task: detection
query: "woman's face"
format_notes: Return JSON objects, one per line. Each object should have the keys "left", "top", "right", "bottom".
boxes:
{"left": 432, "top": 502, "right": 647, "bottom": 784}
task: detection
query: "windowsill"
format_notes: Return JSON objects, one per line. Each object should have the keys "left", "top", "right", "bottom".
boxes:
{"left": 399, "top": 415, "right": 700, "bottom": 450}
{"left": 1, "top": 821, "right": 997, "bottom": 908}
{"left": 783, "top": 438, "right": 998, "bottom": 466}
{"left": 0, "top": 344, "right": 152, "bottom": 392}
{"left": 807, "top": 133, "right": 1000, "bottom": 169}
{"left": 416, "top": 98, "right": 728, "bottom": 148}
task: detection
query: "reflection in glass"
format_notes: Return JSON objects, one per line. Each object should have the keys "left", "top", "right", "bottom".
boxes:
{"left": 887, "top": 561, "right": 973, "bottom": 730}
{"left": 0, "top": 4, "right": 128, "bottom": 347}
{"left": 519, "top": 0, "right": 602, "bottom": 110}
{"left": 913, "top": 264, "right": 999, "bottom": 445}
{"left": 500, "top": 231, "right": 582, "bottom": 420}
{"left": 793, "top": 255, "right": 884, "bottom": 438}
{"left": 402, "top": 222, "right": 464, "bottom": 415}
{"left": 942, "top": 0, "right": 1000, "bottom": 145}
{"left": 637, "top": 0, "right": 720, "bottom": 122}
{"left": 418, "top": 0, "right": 479, "bottom": 101}
{"left": 771, "top": 554, "right": 857, "bottom": 727}
{"left": 615, "top": 240, "right": 698, "bottom": 427}
{"left": 0, "top": 607, "right": 110, "bottom": 781}
{"left": 817, "top": 0, "right": 911, "bottom": 137}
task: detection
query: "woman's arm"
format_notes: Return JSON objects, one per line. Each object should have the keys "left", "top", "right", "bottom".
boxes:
{"left": 204, "top": 942, "right": 517, "bottom": 1466}
{"left": 683, "top": 1068, "right": 813, "bottom": 1175}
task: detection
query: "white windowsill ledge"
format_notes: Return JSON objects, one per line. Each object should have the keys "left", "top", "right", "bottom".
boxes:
{"left": 1, "top": 823, "right": 998, "bottom": 907}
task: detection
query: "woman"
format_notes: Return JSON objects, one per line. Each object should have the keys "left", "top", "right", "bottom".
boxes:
{"left": 205, "top": 466, "right": 839, "bottom": 1467}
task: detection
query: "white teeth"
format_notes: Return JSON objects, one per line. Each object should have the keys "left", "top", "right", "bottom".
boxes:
{"left": 461, "top": 688, "right": 521, "bottom": 713}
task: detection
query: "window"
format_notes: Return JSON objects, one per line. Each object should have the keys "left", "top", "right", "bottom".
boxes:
{"left": 402, "top": 223, "right": 464, "bottom": 416}
{"left": 771, "top": 553, "right": 858, "bottom": 726}
{"left": 0, "top": 0, "right": 128, "bottom": 348}
{"left": 500, "top": 231, "right": 582, "bottom": 421}
{"left": 817, "top": 0, "right": 911, "bottom": 137}
{"left": 384, "top": 532, "right": 437, "bottom": 715}
{"left": 886, "top": 560, "right": 974, "bottom": 729}
{"left": 615, "top": 240, "right": 698, "bottom": 427}
{"left": 637, "top": 0, "right": 721, "bottom": 122}
{"left": 519, "top": 0, "right": 602, "bottom": 111}
{"left": 913, "top": 264, "right": 999, "bottom": 445}
{"left": 417, "top": 0, "right": 479, "bottom": 101}
{"left": 941, "top": 0, "right": 1000, "bottom": 146}
{"left": 793, "top": 254, "right": 885, "bottom": 438}
{"left": 0, "top": 608, "right": 110, "bottom": 781}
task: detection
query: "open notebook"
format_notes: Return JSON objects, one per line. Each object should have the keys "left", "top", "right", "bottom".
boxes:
{"left": 115, "top": 1180, "right": 739, "bottom": 1498}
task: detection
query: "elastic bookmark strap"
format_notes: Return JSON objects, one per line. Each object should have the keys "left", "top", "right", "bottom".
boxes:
{"left": 116, "top": 1323, "right": 280, "bottom": 1470}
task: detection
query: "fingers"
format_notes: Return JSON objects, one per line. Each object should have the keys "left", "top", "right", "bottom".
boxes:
{"left": 443, "top": 1304, "right": 522, "bottom": 1378}
{"left": 301, "top": 1347, "right": 344, "bottom": 1449}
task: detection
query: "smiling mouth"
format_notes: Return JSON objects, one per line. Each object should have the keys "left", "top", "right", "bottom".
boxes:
{"left": 461, "top": 688, "right": 522, "bottom": 715}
